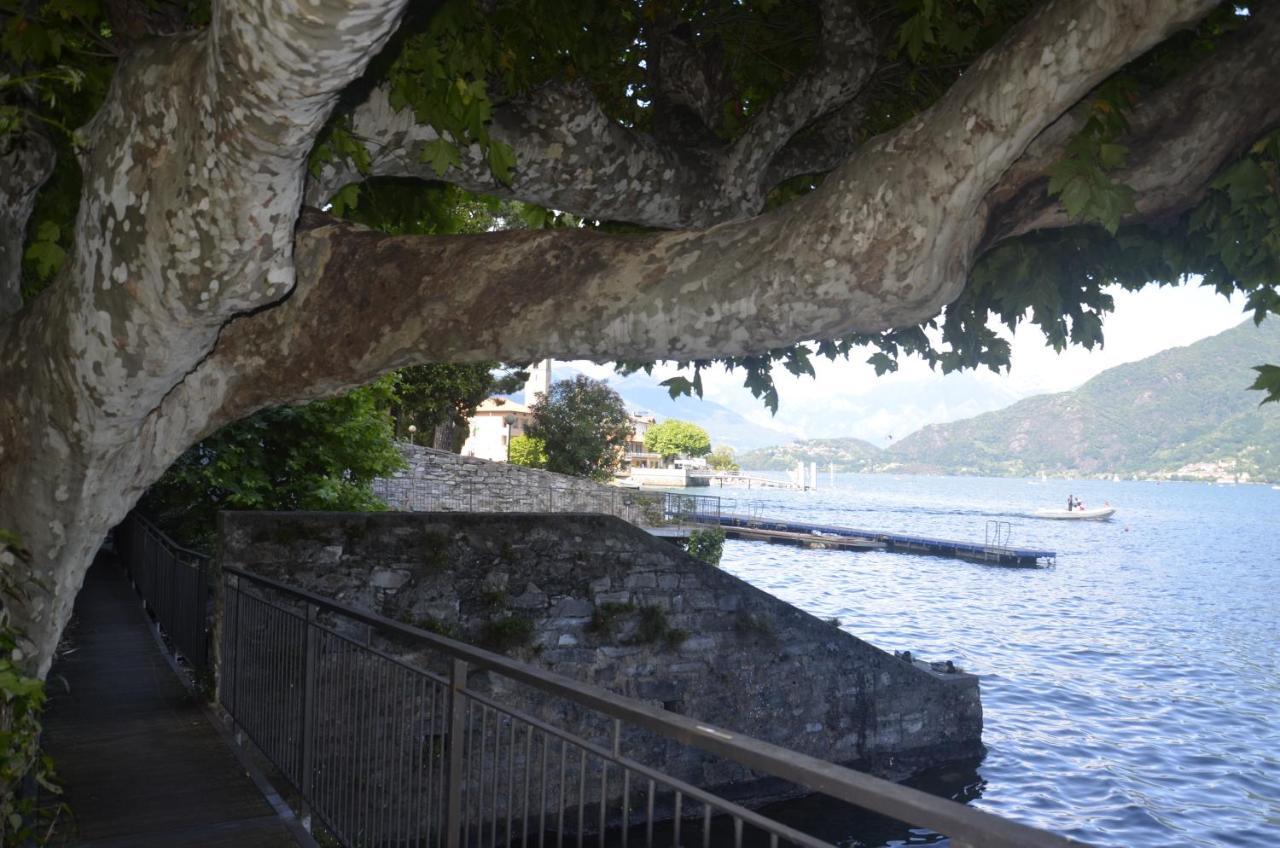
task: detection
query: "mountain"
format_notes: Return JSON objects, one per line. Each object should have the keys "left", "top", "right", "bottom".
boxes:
{"left": 886, "top": 320, "right": 1280, "bottom": 481}
{"left": 737, "top": 437, "right": 885, "bottom": 472}
{"left": 513, "top": 368, "right": 799, "bottom": 451}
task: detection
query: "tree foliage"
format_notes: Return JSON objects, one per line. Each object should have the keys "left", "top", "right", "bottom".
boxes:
{"left": 508, "top": 434, "right": 548, "bottom": 469}
{"left": 706, "top": 447, "right": 740, "bottom": 472}
{"left": 0, "top": 532, "right": 61, "bottom": 844}
{"left": 139, "top": 378, "right": 405, "bottom": 549}
{"left": 389, "top": 363, "right": 525, "bottom": 448}
{"left": 527, "top": 376, "right": 632, "bottom": 482}
{"left": 643, "top": 420, "right": 712, "bottom": 462}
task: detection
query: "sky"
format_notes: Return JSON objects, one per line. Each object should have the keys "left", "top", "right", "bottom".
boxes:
{"left": 567, "top": 282, "right": 1252, "bottom": 447}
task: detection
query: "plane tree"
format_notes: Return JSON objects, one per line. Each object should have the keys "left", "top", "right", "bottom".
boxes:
{"left": 2, "top": 0, "right": 1279, "bottom": 674}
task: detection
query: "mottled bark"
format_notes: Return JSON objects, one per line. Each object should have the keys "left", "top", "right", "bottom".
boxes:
{"left": 0, "top": 0, "right": 407, "bottom": 673}
{"left": 0, "top": 127, "right": 55, "bottom": 318}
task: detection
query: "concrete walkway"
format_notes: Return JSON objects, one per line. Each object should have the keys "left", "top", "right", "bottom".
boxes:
{"left": 42, "top": 554, "right": 305, "bottom": 847}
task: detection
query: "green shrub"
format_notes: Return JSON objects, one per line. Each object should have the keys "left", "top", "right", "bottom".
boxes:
{"left": 685, "top": 528, "right": 725, "bottom": 566}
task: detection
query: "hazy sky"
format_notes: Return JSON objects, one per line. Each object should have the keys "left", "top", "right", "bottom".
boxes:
{"left": 569, "top": 282, "right": 1251, "bottom": 446}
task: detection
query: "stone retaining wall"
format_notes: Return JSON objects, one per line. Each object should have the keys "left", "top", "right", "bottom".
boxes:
{"left": 220, "top": 510, "right": 982, "bottom": 801}
{"left": 373, "top": 445, "right": 646, "bottom": 518}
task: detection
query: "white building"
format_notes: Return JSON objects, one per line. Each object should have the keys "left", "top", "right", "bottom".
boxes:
{"left": 459, "top": 397, "right": 533, "bottom": 461}
{"left": 460, "top": 360, "right": 550, "bottom": 461}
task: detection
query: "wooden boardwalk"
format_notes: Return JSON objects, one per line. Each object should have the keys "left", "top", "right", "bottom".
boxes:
{"left": 42, "top": 554, "right": 307, "bottom": 847}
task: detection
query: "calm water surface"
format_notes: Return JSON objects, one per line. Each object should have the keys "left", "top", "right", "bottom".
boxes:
{"left": 712, "top": 474, "right": 1280, "bottom": 847}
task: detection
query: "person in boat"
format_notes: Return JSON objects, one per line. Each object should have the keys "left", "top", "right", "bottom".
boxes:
{"left": 1067, "top": 494, "right": 1077, "bottom": 510}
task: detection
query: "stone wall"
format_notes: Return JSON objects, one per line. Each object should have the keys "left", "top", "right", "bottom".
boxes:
{"left": 219, "top": 510, "right": 982, "bottom": 802}
{"left": 374, "top": 445, "right": 644, "bottom": 517}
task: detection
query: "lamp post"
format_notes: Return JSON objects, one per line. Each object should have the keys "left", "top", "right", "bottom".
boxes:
{"left": 407, "top": 424, "right": 417, "bottom": 446}
{"left": 502, "top": 414, "right": 517, "bottom": 462}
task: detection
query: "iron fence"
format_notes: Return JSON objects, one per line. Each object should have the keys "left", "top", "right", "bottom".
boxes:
{"left": 116, "top": 514, "right": 211, "bottom": 671}
{"left": 375, "top": 480, "right": 722, "bottom": 530}
{"left": 218, "top": 564, "right": 1085, "bottom": 848}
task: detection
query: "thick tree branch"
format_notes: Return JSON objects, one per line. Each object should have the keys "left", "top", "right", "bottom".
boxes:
{"left": 203, "top": 0, "right": 1218, "bottom": 434}
{"left": 0, "top": 126, "right": 55, "bottom": 319}
{"left": 719, "top": 0, "right": 877, "bottom": 210}
{"left": 762, "top": 97, "right": 872, "bottom": 188}
{"left": 979, "top": 5, "right": 1280, "bottom": 248}
{"left": 306, "top": 81, "right": 731, "bottom": 227}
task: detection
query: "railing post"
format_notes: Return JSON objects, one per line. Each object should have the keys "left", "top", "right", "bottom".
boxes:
{"left": 300, "top": 603, "right": 318, "bottom": 832}
{"left": 443, "top": 658, "right": 468, "bottom": 848}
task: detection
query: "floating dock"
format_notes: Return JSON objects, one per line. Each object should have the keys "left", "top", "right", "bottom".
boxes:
{"left": 705, "top": 514, "right": 1056, "bottom": 567}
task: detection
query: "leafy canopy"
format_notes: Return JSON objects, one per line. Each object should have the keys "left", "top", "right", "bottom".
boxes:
{"left": 644, "top": 419, "right": 712, "bottom": 462}
{"left": 527, "top": 376, "right": 633, "bottom": 482}
{"left": 4, "top": 0, "right": 1279, "bottom": 403}
{"left": 139, "top": 377, "right": 406, "bottom": 549}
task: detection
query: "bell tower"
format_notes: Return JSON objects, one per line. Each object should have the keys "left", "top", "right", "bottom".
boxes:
{"left": 523, "top": 360, "right": 552, "bottom": 405}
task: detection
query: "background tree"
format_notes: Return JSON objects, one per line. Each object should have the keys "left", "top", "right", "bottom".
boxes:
{"left": 389, "top": 363, "right": 526, "bottom": 452}
{"left": 2, "top": 0, "right": 1280, "bottom": 674}
{"left": 507, "top": 435, "right": 548, "bottom": 469}
{"left": 527, "top": 377, "right": 632, "bottom": 481}
{"left": 644, "top": 420, "right": 712, "bottom": 463}
{"left": 706, "top": 447, "right": 741, "bottom": 473}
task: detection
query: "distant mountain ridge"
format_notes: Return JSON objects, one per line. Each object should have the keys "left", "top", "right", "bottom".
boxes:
{"left": 740, "top": 320, "right": 1280, "bottom": 482}
{"left": 737, "top": 437, "right": 884, "bottom": 472}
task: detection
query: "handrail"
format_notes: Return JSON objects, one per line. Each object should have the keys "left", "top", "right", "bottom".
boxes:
{"left": 132, "top": 512, "right": 212, "bottom": 563}
{"left": 225, "top": 563, "right": 1085, "bottom": 848}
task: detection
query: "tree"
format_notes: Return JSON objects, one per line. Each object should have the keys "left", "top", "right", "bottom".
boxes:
{"left": 706, "top": 447, "right": 741, "bottom": 473}
{"left": 527, "top": 377, "right": 632, "bottom": 481}
{"left": 644, "top": 420, "right": 712, "bottom": 463}
{"left": 389, "top": 363, "right": 527, "bottom": 451}
{"left": 139, "top": 378, "right": 405, "bottom": 550}
{"left": 508, "top": 435, "right": 548, "bottom": 469}
{"left": 2, "top": 0, "right": 1280, "bottom": 674}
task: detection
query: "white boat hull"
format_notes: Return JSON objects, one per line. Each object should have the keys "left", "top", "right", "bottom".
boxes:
{"left": 1034, "top": 507, "right": 1116, "bottom": 520}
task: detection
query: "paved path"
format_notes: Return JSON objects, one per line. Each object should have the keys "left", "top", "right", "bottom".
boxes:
{"left": 43, "top": 554, "right": 305, "bottom": 847}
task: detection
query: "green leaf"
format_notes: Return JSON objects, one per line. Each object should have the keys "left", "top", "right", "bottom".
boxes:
{"left": 659, "top": 376, "right": 694, "bottom": 399}
{"left": 1249, "top": 364, "right": 1280, "bottom": 404}
{"left": 1212, "top": 158, "right": 1271, "bottom": 205}
{"left": 329, "top": 184, "right": 360, "bottom": 217}
{"left": 486, "top": 140, "right": 517, "bottom": 185}
{"left": 421, "top": 137, "right": 461, "bottom": 176}
{"left": 24, "top": 239, "right": 66, "bottom": 280}
{"left": 1097, "top": 143, "right": 1128, "bottom": 170}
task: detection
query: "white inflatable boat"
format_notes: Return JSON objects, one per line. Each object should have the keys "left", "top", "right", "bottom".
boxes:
{"left": 1033, "top": 506, "right": 1116, "bottom": 520}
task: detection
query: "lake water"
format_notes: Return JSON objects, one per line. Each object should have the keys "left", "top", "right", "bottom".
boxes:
{"left": 709, "top": 474, "right": 1280, "bottom": 847}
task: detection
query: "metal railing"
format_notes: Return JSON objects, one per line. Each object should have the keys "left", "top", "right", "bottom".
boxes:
{"left": 117, "top": 512, "right": 1082, "bottom": 848}
{"left": 375, "top": 479, "right": 722, "bottom": 530}
{"left": 116, "top": 514, "right": 211, "bottom": 671}
{"left": 218, "top": 564, "right": 1085, "bottom": 848}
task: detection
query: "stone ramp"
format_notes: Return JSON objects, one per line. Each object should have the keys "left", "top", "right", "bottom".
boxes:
{"left": 42, "top": 555, "right": 305, "bottom": 847}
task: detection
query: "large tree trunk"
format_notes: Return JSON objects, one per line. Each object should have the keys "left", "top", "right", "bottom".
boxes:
{"left": 1, "top": 0, "right": 1267, "bottom": 677}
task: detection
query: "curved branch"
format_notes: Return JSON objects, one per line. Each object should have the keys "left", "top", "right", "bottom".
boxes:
{"left": 0, "top": 126, "right": 55, "bottom": 319}
{"left": 305, "top": 81, "right": 730, "bottom": 227}
{"left": 719, "top": 0, "right": 877, "bottom": 209}
{"left": 980, "top": 4, "right": 1280, "bottom": 248}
